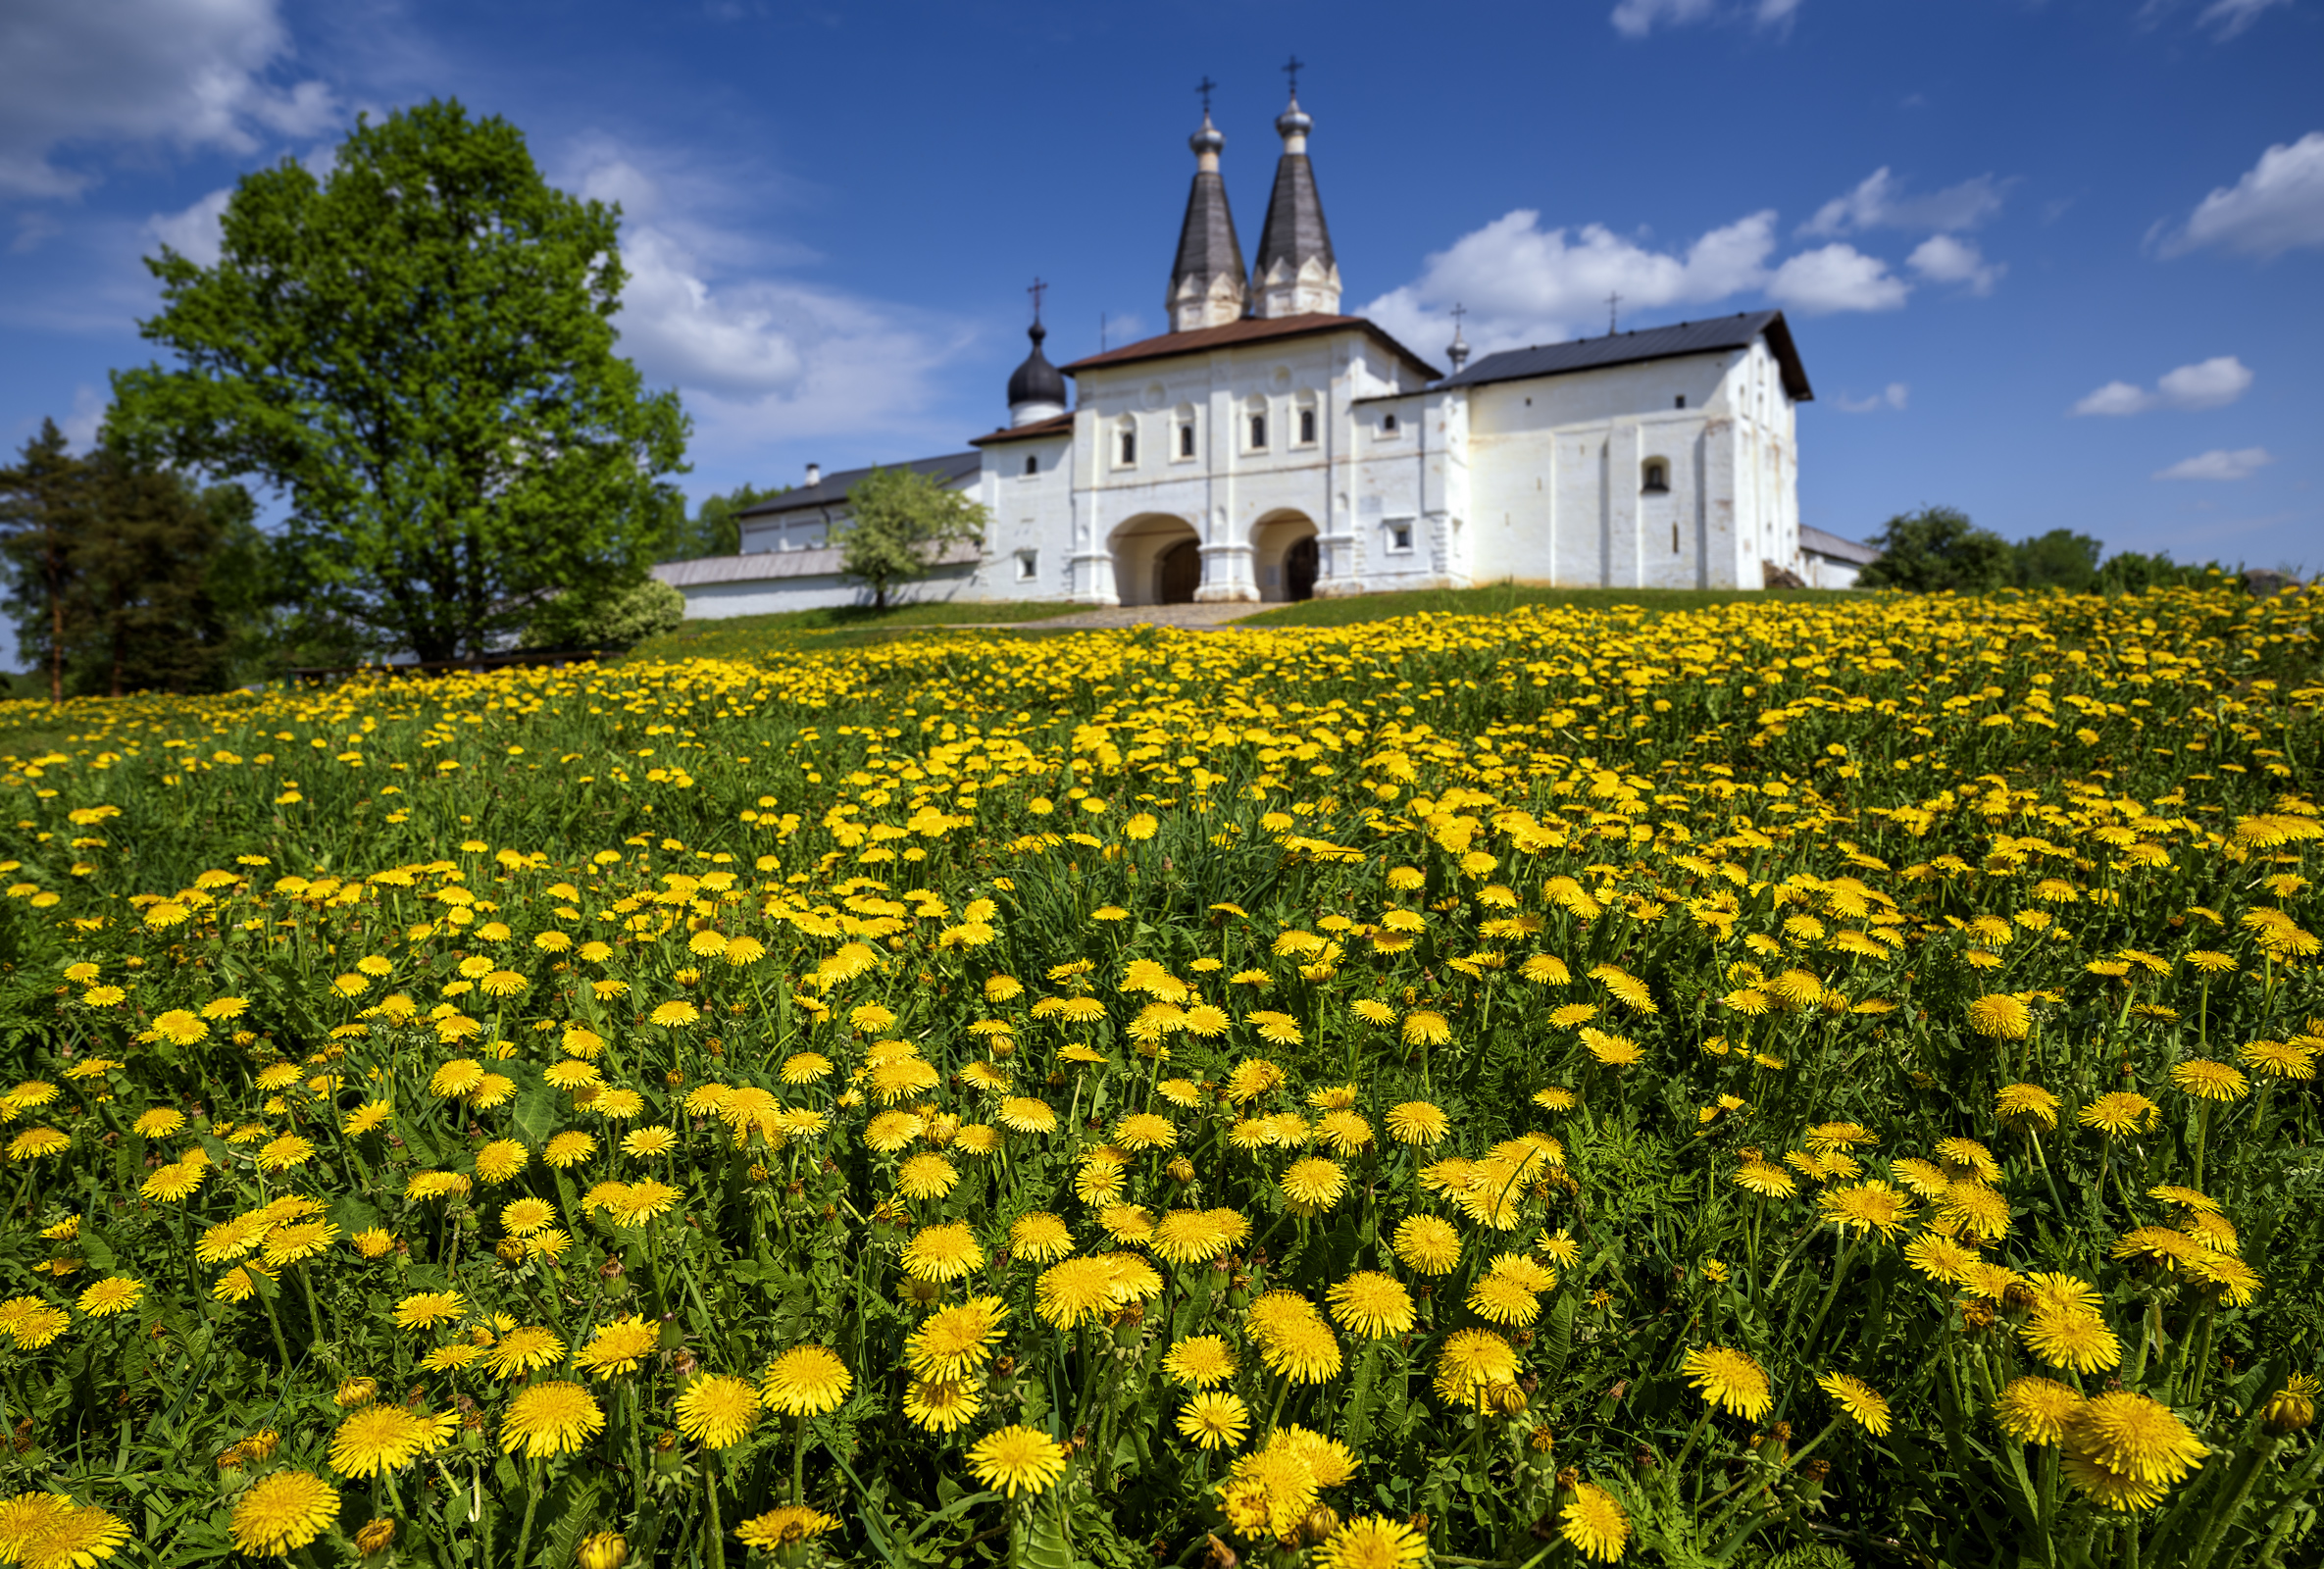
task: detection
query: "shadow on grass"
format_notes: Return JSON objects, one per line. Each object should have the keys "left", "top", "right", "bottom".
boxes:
{"left": 1237, "top": 582, "right": 1862, "bottom": 629}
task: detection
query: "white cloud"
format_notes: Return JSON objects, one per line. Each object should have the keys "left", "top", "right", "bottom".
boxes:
{"left": 0, "top": 0, "right": 338, "bottom": 200}
{"left": 1609, "top": 0, "right": 1800, "bottom": 36}
{"left": 2071, "top": 355, "right": 2252, "bottom": 416}
{"left": 146, "top": 187, "right": 232, "bottom": 267}
{"left": 1907, "top": 233, "right": 2004, "bottom": 295}
{"left": 552, "top": 145, "right": 969, "bottom": 459}
{"left": 2197, "top": 0, "right": 2294, "bottom": 35}
{"left": 1360, "top": 208, "right": 1779, "bottom": 355}
{"left": 1836, "top": 382, "right": 1909, "bottom": 414}
{"left": 60, "top": 384, "right": 107, "bottom": 451}
{"left": 2143, "top": 0, "right": 2297, "bottom": 38}
{"left": 1610, "top": 0, "right": 1720, "bottom": 37}
{"left": 2153, "top": 447, "right": 2275, "bottom": 481}
{"left": 2164, "top": 131, "right": 2324, "bottom": 258}
{"left": 1803, "top": 167, "right": 2007, "bottom": 237}
{"left": 1767, "top": 244, "right": 1910, "bottom": 314}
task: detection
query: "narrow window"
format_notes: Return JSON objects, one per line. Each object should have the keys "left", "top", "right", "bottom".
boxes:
{"left": 1672, "top": 522, "right": 1681, "bottom": 555}
{"left": 1642, "top": 459, "right": 1670, "bottom": 494}
{"left": 1119, "top": 429, "right": 1137, "bottom": 466}
{"left": 1023, "top": 454, "right": 1037, "bottom": 477}
{"left": 1298, "top": 407, "right": 1317, "bottom": 445}
{"left": 1016, "top": 550, "right": 1038, "bottom": 581}
{"left": 1382, "top": 412, "right": 1399, "bottom": 434}
{"left": 1249, "top": 413, "right": 1268, "bottom": 450}
{"left": 1675, "top": 394, "right": 1687, "bottom": 410}
{"left": 1179, "top": 425, "right": 1194, "bottom": 458}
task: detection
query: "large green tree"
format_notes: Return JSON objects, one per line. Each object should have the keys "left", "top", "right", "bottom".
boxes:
{"left": 1856, "top": 506, "right": 2013, "bottom": 593}
{"left": 113, "top": 99, "right": 690, "bottom": 662}
{"left": 838, "top": 468, "right": 988, "bottom": 611}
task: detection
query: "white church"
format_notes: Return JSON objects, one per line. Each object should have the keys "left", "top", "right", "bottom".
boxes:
{"left": 657, "top": 86, "right": 1844, "bottom": 617}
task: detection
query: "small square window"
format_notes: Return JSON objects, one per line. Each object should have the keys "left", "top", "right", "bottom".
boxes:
{"left": 1015, "top": 550, "right": 1038, "bottom": 582}
{"left": 1386, "top": 520, "right": 1415, "bottom": 554}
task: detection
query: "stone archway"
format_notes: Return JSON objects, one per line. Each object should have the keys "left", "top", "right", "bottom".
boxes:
{"left": 1108, "top": 513, "right": 1201, "bottom": 607}
{"left": 1251, "top": 510, "right": 1320, "bottom": 603}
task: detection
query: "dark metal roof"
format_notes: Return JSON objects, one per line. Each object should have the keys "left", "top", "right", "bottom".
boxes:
{"left": 1170, "top": 166, "right": 1247, "bottom": 309}
{"left": 1800, "top": 526, "right": 1880, "bottom": 565}
{"left": 1006, "top": 323, "right": 1067, "bottom": 410}
{"left": 969, "top": 412, "right": 1075, "bottom": 447}
{"left": 733, "top": 452, "right": 981, "bottom": 520}
{"left": 1062, "top": 313, "right": 1440, "bottom": 382}
{"left": 1254, "top": 151, "right": 1334, "bottom": 287}
{"left": 1440, "top": 311, "right": 1813, "bottom": 402}
{"left": 653, "top": 539, "right": 982, "bottom": 589}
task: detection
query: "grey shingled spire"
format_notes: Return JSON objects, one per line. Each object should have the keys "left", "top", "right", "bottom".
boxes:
{"left": 1167, "top": 108, "right": 1248, "bottom": 332}
{"left": 1252, "top": 90, "right": 1341, "bottom": 319}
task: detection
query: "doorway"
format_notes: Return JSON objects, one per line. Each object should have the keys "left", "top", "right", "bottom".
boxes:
{"left": 1157, "top": 539, "right": 1202, "bottom": 604}
{"left": 1285, "top": 535, "right": 1318, "bottom": 601}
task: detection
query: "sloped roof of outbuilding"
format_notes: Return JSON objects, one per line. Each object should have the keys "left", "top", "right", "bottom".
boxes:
{"left": 733, "top": 452, "right": 982, "bottom": 520}
{"left": 1440, "top": 311, "right": 1812, "bottom": 402}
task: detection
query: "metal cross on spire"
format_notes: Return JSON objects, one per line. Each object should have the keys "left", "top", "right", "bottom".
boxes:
{"left": 1283, "top": 55, "right": 1305, "bottom": 99}
{"left": 1605, "top": 291, "right": 1624, "bottom": 334}
{"left": 1028, "top": 278, "right": 1047, "bottom": 324}
{"left": 1450, "top": 302, "right": 1467, "bottom": 332}
{"left": 1196, "top": 76, "right": 1216, "bottom": 117}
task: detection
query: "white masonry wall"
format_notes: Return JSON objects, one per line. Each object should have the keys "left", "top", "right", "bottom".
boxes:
{"left": 1454, "top": 343, "right": 1799, "bottom": 591}
{"left": 1060, "top": 327, "right": 1433, "bottom": 605}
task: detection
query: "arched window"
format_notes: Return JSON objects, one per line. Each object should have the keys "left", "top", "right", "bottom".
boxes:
{"left": 1175, "top": 404, "right": 1197, "bottom": 460}
{"left": 1642, "top": 458, "right": 1670, "bottom": 494}
{"left": 1245, "top": 396, "right": 1269, "bottom": 452}
{"left": 1179, "top": 424, "right": 1195, "bottom": 458}
{"left": 1023, "top": 454, "right": 1038, "bottom": 477}
{"left": 1115, "top": 418, "right": 1137, "bottom": 469}
{"left": 1382, "top": 411, "right": 1400, "bottom": 434}
{"left": 1293, "top": 392, "right": 1319, "bottom": 447}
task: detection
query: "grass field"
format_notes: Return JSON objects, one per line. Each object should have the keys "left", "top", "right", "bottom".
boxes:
{"left": 0, "top": 585, "right": 2317, "bottom": 1568}
{"left": 632, "top": 599, "right": 1079, "bottom": 662}
{"left": 1237, "top": 583, "right": 1861, "bottom": 629}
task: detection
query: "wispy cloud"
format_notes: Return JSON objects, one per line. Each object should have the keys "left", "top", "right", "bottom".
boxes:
{"left": 2153, "top": 446, "right": 2274, "bottom": 481}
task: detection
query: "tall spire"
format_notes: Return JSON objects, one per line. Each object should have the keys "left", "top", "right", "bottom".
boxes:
{"left": 1252, "top": 60, "right": 1340, "bottom": 319}
{"left": 1167, "top": 80, "right": 1248, "bottom": 332}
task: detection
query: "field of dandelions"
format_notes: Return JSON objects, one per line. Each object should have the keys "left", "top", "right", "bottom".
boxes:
{"left": 0, "top": 585, "right": 2318, "bottom": 1569}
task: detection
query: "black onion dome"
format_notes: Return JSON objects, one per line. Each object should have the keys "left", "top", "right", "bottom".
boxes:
{"left": 1007, "top": 322, "right": 1067, "bottom": 408}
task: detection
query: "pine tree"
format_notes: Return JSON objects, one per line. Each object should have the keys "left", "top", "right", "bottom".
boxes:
{"left": 0, "top": 421, "right": 87, "bottom": 702}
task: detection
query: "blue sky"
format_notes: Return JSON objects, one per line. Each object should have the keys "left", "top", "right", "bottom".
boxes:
{"left": 3, "top": 0, "right": 2319, "bottom": 592}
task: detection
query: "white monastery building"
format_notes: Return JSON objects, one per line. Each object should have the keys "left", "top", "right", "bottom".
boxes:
{"left": 657, "top": 88, "right": 1834, "bottom": 618}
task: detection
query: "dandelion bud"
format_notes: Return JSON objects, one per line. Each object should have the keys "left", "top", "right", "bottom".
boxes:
{"left": 2262, "top": 1374, "right": 2318, "bottom": 1435}
{"left": 355, "top": 1518, "right": 397, "bottom": 1556}
{"left": 1490, "top": 1382, "right": 1529, "bottom": 1417}
{"left": 673, "top": 1348, "right": 698, "bottom": 1379}
{"left": 1167, "top": 1156, "right": 1195, "bottom": 1184}
{"left": 577, "top": 1531, "right": 629, "bottom": 1569}
{"left": 993, "top": 1354, "right": 1016, "bottom": 1377}
{"left": 334, "top": 1379, "right": 379, "bottom": 1408}
{"left": 2002, "top": 1282, "right": 2036, "bottom": 1315}
{"left": 599, "top": 1256, "right": 625, "bottom": 1281}
{"left": 1296, "top": 1507, "right": 1339, "bottom": 1547}
{"left": 1527, "top": 1424, "right": 1556, "bottom": 1453}
{"left": 495, "top": 1240, "right": 525, "bottom": 1265}
{"left": 1963, "top": 1300, "right": 1997, "bottom": 1331}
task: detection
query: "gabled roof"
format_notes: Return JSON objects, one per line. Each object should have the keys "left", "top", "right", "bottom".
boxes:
{"left": 1440, "top": 311, "right": 1812, "bottom": 402}
{"left": 969, "top": 412, "right": 1075, "bottom": 447}
{"left": 733, "top": 452, "right": 981, "bottom": 520}
{"left": 1800, "top": 526, "right": 1880, "bottom": 565}
{"left": 1061, "top": 313, "right": 1441, "bottom": 383}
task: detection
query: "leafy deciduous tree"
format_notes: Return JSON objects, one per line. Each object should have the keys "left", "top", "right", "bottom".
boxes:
{"left": 1856, "top": 506, "right": 2013, "bottom": 594}
{"left": 114, "top": 98, "right": 690, "bottom": 662}
{"left": 837, "top": 468, "right": 988, "bottom": 611}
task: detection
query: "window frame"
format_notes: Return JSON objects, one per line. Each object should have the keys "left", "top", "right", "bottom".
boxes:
{"left": 1384, "top": 517, "right": 1417, "bottom": 555}
{"left": 1641, "top": 458, "right": 1671, "bottom": 495}
{"left": 1015, "top": 549, "right": 1039, "bottom": 582}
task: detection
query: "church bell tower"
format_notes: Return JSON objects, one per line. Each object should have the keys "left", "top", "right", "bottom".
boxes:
{"left": 1252, "top": 63, "right": 1340, "bottom": 319}
{"left": 1167, "top": 83, "right": 1249, "bottom": 332}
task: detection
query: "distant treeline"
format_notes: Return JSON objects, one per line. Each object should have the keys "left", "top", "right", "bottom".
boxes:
{"left": 1856, "top": 507, "right": 2284, "bottom": 596}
